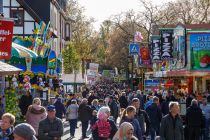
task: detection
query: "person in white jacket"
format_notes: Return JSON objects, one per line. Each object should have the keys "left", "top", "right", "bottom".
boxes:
{"left": 66, "top": 99, "right": 79, "bottom": 138}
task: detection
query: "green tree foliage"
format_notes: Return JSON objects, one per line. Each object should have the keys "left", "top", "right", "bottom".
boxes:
{"left": 63, "top": 42, "right": 80, "bottom": 74}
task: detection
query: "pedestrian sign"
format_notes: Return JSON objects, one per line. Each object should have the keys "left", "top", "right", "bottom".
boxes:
{"left": 129, "top": 43, "right": 139, "bottom": 54}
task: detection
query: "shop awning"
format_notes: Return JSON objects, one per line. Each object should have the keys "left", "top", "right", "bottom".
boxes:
{"left": 12, "top": 42, "right": 38, "bottom": 58}
{"left": 167, "top": 70, "right": 210, "bottom": 77}
{"left": 0, "top": 61, "right": 22, "bottom": 75}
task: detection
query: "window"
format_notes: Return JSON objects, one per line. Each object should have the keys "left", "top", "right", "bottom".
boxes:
{"left": 10, "top": 9, "right": 24, "bottom": 26}
{"left": 0, "top": 0, "right": 3, "bottom": 14}
{"left": 65, "top": 23, "right": 70, "bottom": 40}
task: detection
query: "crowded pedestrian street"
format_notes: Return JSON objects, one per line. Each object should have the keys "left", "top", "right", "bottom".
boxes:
{"left": 1, "top": 0, "right": 210, "bottom": 140}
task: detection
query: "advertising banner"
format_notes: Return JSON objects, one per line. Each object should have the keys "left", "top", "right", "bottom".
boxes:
{"left": 140, "top": 47, "right": 150, "bottom": 65}
{"left": 151, "top": 36, "right": 161, "bottom": 62}
{"left": 190, "top": 33, "right": 210, "bottom": 70}
{"left": 0, "top": 19, "right": 14, "bottom": 60}
{"left": 160, "top": 29, "right": 174, "bottom": 60}
{"left": 171, "top": 25, "right": 186, "bottom": 70}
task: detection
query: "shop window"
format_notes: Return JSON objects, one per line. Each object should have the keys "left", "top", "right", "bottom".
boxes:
{"left": 10, "top": 9, "right": 24, "bottom": 26}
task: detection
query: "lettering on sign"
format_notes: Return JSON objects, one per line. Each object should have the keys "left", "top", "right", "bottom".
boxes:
{"left": 151, "top": 36, "right": 161, "bottom": 62}
{"left": 161, "top": 30, "right": 173, "bottom": 60}
{"left": 0, "top": 19, "right": 14, "bottom": 60}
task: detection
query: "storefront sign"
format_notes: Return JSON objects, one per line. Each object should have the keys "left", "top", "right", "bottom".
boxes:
{"left": 151, "top": 36, "right": 161, "bottom": 62}
{"left": 145, "top": 80, "right": 160, "bottom": 87}
{"left": 190, "top": 33, "right": 210, "bottom": 70}
{"left": 0, "top": 19, "right": 14, "bottom": 60}
{"left": 160, "top": 29, "right": 174, "bottom": 60}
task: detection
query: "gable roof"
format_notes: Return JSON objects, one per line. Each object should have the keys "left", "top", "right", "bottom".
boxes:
{"left": 16, "top": 0, "right": 42, "bottom": 23}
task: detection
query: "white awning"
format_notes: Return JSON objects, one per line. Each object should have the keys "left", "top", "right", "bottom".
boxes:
{"left": 0, "top": 61, "right": 22, "bottom": 75}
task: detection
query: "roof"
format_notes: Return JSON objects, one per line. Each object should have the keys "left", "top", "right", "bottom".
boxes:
{"left": 160, "top": 23, "right": 210, "bottom": 30}
{"left": 153, "top": 23, "right": 210, "bottom": 35}
{"left": 0, "top": 61, "right": 22, "bottom": 75}
{"left": 16, "top": 0, "right": 42, "bottom": 23}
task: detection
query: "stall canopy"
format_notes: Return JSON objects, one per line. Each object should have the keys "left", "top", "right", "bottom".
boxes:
{"left": 12, "top": 42, "right": 38, "bottom": 58}
{"left": 0, "top": 61, "right": 22, "bottom": 75}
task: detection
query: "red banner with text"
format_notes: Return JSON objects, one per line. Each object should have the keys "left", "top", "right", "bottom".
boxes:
{"left": 0, "top": 19, "right": 14, "bottom": 60}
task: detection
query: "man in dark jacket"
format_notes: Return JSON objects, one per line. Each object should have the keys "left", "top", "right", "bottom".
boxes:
{"left": 78, "top": 98, "right": 92, "bottom": 139}
{"left": 119, "top": 92, "right": 128, "bottom": 109}
{"left": 54, "top": 98, "right": 66, "bottom": 119}
{"left": 160, "top": 102, "right": 184, "bottom": 140}
{"left": 19, "top": 91, "right": 33, "bottom": 116}
{"left": 186, "top": 99, "right": 204, "bottom": 140}
{"left": 146, "top": 96, "right": 162, "bottom": 140}
{"left": 132, "top": 98, "right": 151, "bottom": 140}
{"left": 108, "top": 96, "right": 119, "bottom": 122}
{"left": 38, "top": 105, "right": 64, "bottom": 140}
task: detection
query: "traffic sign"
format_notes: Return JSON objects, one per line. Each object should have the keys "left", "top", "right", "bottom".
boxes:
{"left": 129, "top": 43, "right": 139, "bottom": 54}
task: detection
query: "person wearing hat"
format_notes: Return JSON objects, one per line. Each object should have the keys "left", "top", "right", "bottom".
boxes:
{"left": 38, "top": 105, "right": 64, "bottom": 140}
{"left": 13, "top": 123, "right": 37, "bottom": 140}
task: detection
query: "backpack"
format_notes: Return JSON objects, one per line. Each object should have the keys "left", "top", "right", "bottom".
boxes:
{"left": 96, "top": 120, "right": 111, "bottom": 138}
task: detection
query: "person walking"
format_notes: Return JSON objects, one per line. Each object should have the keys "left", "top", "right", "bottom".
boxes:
{"left": 38, "top": 105, "right": 64, "bottom": 140}
{"left": 131, "top": 98, "right": 151, "bottom": 140}
{"left": 119, "top": 92, "right": 128, "bottom": 110}
{"left": 186, "top": 99, "right": 204, "bottom": 140}
{"left": 91, "top": 106, "right": 117, "bottom": 140}
{"left": 54, "top": 97, "right": 66, "bottom": 119}
{"left": 0, "top": 113, "right": 15, "bottom": 140}
{"left": 160, "top": 102, "right": 184, "bottom": 140}
{"left": 26, "top": 98, "right": 47, "bottom": 136}
{"left": 146, "top": 96, "right": 162, "bottom": 140}
{"left": 13, "top": 123, "right": 37, "bottom": 140}
{"left": 18, "top": 91, "right": 33, "bottom": 116}
{"left": 120, "top": 106, "right": 143, "bottom": 140}
{"left": 108, "top": 96, "right": 119, "bottom": 122}
{"left": 78, "top": 98, "right": 92, "bottom": 139}
{"left": 113, "top": 122, "right": 138, "bottom": 140}
{"left": 200, "top": 97, "right": 210, "bottom": 140}
{"left": 66, "top": 99, "right": 79, "bottom": 138}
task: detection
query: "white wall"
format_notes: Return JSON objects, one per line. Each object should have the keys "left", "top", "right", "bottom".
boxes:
{"left": 3, "top": 0, "right": 10, "bottom": 6}
{"left": 11, "top": 0, "right": 20, "bottom": 6}
{"left": 14, "top": 26, "right": 23, "bottom": 34}
{"left": 24, "top": 22, "right": 34, "bottom": 34}
{"left": 24, "top": 11, "right": 34, "bottom": 21}
{"left": 3, "top": 7, "right": 9, "bottom": 17}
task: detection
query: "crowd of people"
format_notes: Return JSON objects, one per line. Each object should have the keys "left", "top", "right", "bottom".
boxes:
{"left": 0, "top": 81, "right": 210, "bottom": 140}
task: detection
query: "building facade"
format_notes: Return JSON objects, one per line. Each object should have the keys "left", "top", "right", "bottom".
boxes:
{"left": 2, "top": 0, "right": 72, "bottom": 57}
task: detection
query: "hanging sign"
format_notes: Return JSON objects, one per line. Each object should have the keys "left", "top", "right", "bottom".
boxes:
{"left": 0, "top": 19, "right": 14, "bottom": 60}
{"left": 160, "top": 29, "right": 174, "bottom": 60}
{"left": 140, "top": 47, "right": 150, "bottom": 65}
{"left": 151, "top": 36, "right": 161, "bottom": 62}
